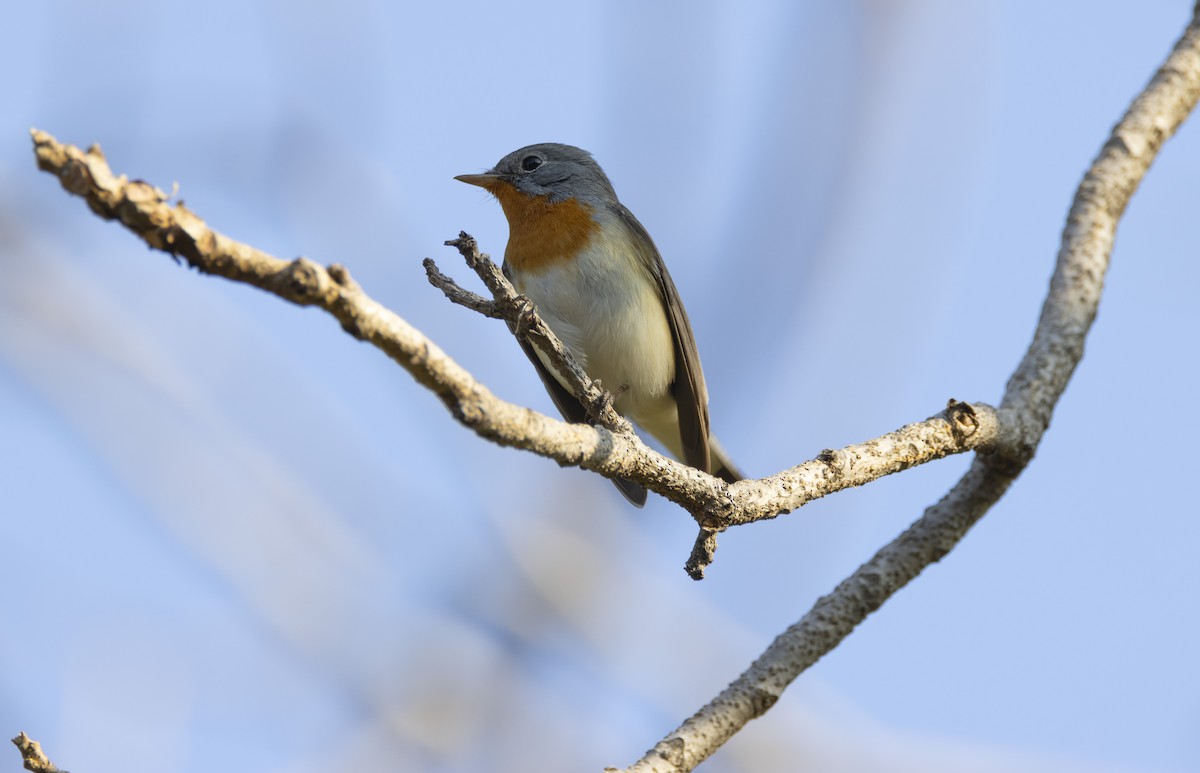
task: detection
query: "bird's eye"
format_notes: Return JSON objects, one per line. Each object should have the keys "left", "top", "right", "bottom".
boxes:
{"left": 521, "top": 155, "right": 543, "bottom": 172}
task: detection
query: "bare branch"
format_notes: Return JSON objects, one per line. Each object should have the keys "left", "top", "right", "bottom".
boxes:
{"left": 11, "top": 733, "right": 67, "bottom": 773}
{"left": 724, "top": 399, "right": 1002, "bottom": 527}
{"left": 684, "top": 528, "right": 719, "bottom": 580}
{"left": 29, "top": 129, "right": 995, "bottom": 544}
{"left": 615, "top": 5, "right": 1200, "bottom": 770}
{"left": 30, "top": 129, "right": 678, "bottom": 495}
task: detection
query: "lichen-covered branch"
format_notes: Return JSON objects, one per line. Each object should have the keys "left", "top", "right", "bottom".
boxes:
{"left": 725, "top": 399, "right": 1002, "bottom": 526}
{"left": 30, "top": 129, "right": 997, "bottom": 562}
{"left": 615, "top": 4, "right": 1200, "bottom": 771}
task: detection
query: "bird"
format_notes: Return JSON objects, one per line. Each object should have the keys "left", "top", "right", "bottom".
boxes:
{"left": 456, "top": 143, "right": 741, "bottom": 506}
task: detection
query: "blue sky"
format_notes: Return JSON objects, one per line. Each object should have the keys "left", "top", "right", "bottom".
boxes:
{"left": 2, "top": 2, "right": 1198, "bottom": 771}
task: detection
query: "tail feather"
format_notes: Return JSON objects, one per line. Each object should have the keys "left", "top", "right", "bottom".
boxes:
{"left": 709, "top": 436, "right": 743, "bottom": 484}
{"left": 613, "top": 435, "right": 740, "bottom": 506}
{"left": 613, "top": 477, "right": 649, "bottom": 507}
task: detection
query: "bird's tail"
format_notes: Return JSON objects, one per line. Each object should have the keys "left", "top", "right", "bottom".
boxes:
{"left": 613, "top": 478, "right": 648, "bottom": 507}
{"left": 709, "top": 436, "right": 743, "bottom": 484}
{"left": 614, "top": 436, "right": 740, "bottom": 506}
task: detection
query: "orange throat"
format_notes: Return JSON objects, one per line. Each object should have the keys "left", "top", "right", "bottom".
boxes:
{"left": 488, "top": 181, "right": 600, "bottom": 274}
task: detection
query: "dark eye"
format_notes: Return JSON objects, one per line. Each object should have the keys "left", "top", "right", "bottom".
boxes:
{"left": 520, "top": 155, "right": 542, "bottom": 172}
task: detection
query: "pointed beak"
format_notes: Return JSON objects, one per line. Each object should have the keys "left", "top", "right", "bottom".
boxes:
{"left": 454, "top": 172, "right": 501, "bottom": 189}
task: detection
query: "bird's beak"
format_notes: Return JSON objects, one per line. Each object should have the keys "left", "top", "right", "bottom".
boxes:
{"left": 454, "top": 172, "right": 501, "bottom": 189}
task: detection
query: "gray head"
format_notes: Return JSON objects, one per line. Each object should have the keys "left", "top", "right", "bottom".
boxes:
{"left": 455, "top": 143, "right": 619, "bottom": 206}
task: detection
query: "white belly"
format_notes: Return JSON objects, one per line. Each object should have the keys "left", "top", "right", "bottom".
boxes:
{"left": 508, "top": 237, "right": 677, "bottom": 428}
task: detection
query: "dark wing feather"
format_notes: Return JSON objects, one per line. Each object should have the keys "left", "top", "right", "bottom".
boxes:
{"left": 613, "top": 205, "right": 713, "bottom": 475}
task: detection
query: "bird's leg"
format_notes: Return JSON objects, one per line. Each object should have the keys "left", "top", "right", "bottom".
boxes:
{"left": 511, "top": 294, "right": 538, "bottom": 340}
{"left": 587, "top": 380, "right": 628, "bottom": 422}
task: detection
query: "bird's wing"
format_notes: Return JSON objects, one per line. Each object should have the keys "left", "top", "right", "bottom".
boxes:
{"left": 614, "top": 204, "right": 712, "bottom": 475}
{"left": 503, "top": 263, "right": 649, "bottom": 507}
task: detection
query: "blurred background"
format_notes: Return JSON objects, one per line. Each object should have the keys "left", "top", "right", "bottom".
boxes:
{"left": 2, "top": 1, "right": 1198, "bottom": 771}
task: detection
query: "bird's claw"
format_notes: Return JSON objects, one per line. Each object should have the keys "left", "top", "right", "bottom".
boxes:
{"left": 588, "top": 380, "right": 628, "bottom": 420}
{"left": 512, "top": 295, "right": 538, "bottom": 339}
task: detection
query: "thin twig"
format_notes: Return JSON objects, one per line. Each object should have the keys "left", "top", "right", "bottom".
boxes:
{"left": 439, "top": 233, "right": 631, "bottom": 432}
{"left": 422, "top": 258, "right": 503, "bottom": 319}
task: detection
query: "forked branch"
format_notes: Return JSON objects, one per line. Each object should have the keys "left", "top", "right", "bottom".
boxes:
{"left": 31, "top": 130, "right": 1001, "bottom": 577}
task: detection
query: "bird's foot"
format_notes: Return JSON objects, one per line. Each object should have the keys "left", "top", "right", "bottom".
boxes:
{"left": 588, "top": 381, "right": 628, "bottom": 420}
{"left": 511, "top": 294, "right": 538, "bottom": 339}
